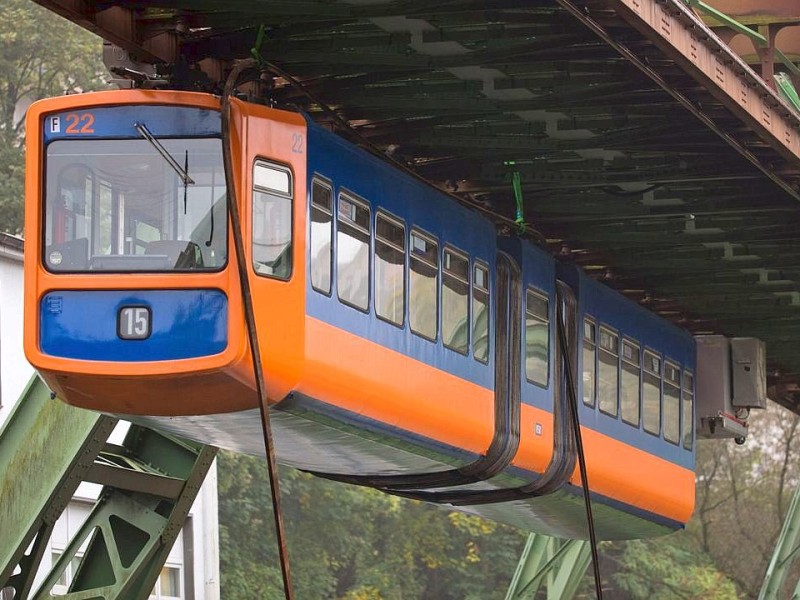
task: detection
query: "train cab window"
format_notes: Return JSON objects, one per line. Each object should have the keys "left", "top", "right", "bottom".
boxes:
{"left": 582, "top": 319, "right": 596, "bottom": 407}
{"left": 252, "top": 161, "right": 293, "bottom": 279}
{"left": 621, "top": 339, "right": 641, "bottom": 426}
{"left": 473, "top": 262, "right": 490, "bottom": 363}
{"left": 682, "top": 371, "right": 694, "bottom": 450}
{"left": 409, "top": 230, "right": 439, "bottom": 340}
{"left": 643, "top": 350, "right": 662, "bottom": 435}
{"left": 310, "top": 178, "right": 333, "bottom": 294}
{"left": 598, "top": 327, "right": 619, "bottom": 417}
{"left": 525, "top": 288, "right": 550, "bottom": 387}
{"left": 664, "top": 362, "right": 681, "bottom": 444}
{"left": 442, "top": 248, "right": 470, "bottom": 354}
{"left": 44, "top": 138, "right": 227, "bottom": 272}
{"left": 375, "top": 213, "right": 406, "bottom": 326}
{"left": 337, "top": 193, "right": 371, "bottom": 311}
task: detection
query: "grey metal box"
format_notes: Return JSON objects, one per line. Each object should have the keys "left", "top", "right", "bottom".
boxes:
{"left": 731, "top": 337, "right": 767, "bottom": 409}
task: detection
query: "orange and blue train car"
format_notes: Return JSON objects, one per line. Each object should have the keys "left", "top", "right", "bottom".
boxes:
{"left": 23, "top": 89, "right": 696, "bottom": 540}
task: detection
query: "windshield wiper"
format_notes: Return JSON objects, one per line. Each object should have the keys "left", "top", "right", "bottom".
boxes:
{"left": 134, "top": 122, "right": 195, "bottom": 185}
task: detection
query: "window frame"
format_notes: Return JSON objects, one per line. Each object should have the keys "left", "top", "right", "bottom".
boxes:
{"left": 597, "top": 324, "right": 620, "bottom": 418}
{"left": 524, "top": 286, "right": 551, "bottom": 388}
{"left": 642, "top": 348, "right": 663, "bottom": 437}
{"left": 441, "top": 245, "right": 471, "bottom": 355}
{"left": 582, "top": 317, "right": 597, "bottom": 408}
{"left": 309, "top": 175, "right": 334, "bottom": 296}
{"left": 408, "top": 227, "right": 440, "bottom": 342}
{"left": 620, "top": 337, "right": 642, "bottom": 427}
{"left": 336, "top": 190, "right": 372, "bottom": 313}
{"left": 472, "top": 260, "right": 490, "bottom": 364}
{"left": 682, "top": 369, "right": 695, "bottom": 451}
{"left": 663, "top": 359, "right": 682, "bottom": 446}
{"left": 373, "top": 210, "right": 407, "bottom": 328}
{"left": 251, "top": 158, "right": 294, "bottom": 281}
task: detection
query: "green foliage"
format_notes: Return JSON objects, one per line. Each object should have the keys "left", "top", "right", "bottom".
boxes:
{"left": 0, "top": 0, "right": 107, "bottom": 233}
{"left": 608, "top": 537, "right": 738, "bottom": 599}
{"left": 217, "top": 451, "right": 526, "bottom": 599}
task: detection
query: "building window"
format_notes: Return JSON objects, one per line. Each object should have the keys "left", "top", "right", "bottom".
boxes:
{"left": 310, "top": 178, "right": 333, "bottom": 294}
{"left": 337, "top": 193, "right": 370, "bottom": 311}
{"left": 374, "top": 212, "right": 405, "bottom": 326}
{"left": 252, "top": 161, "right": 292, "bottom": 279}
{"left": 621, "top": 339, "right": 641, "bottom": 426}
{"left": 582, "top": 319, "right": 596, "bottom": 407}
{"left": 643, "top": 350, "right": 662, "bottom": 435}
{"left": 409, "top": 230, "right": 438, "bottom": 340}
{"left": 150, "top": 565, "right": 182, "bottom": 600}
{"left": 472, "top": 262, "right": 490, "bottom": 363}
{"left": 525, "top": 288, "right": 550, "bottom": 387}
{"left": 598, "top": 327, "right": 619, "bottom": 417}
{"left": 442, "top": 247, "right": 470, "bottom": 354}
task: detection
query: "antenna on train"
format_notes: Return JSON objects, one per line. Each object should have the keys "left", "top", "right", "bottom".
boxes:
{"left": 504, "top": 161, "right": 528, "bottom": 235}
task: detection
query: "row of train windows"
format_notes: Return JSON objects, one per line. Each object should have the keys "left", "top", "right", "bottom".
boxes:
{"left": 309, "top": 178, "right": 491, "bottom": 363}
{"left": 582, "top": 320, "right": 694, "bottom": 451}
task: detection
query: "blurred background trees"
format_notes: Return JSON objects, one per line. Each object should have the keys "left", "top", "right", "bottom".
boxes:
{"left": 0, "top": 0, "right": 106, "bottom": 234}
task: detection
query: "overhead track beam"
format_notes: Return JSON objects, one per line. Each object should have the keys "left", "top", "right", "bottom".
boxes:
{"left": 31, "top": 0, "right": 177, "bottom": 63}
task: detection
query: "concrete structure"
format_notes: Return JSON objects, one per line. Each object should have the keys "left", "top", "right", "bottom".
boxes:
{"left": 0, "top": 232, "right": 220, "bottom": 599}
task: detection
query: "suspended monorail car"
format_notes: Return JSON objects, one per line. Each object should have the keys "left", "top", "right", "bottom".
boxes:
{"left": 24, "top": 90, "right": 696, "bottom": 539}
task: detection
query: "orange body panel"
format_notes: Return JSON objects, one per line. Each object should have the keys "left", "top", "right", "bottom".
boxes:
{"left": 24, "top": 90, "right": 306, "bottom": 414}
{"left": 300, "top": 317, "right": 694, "bottom": 524}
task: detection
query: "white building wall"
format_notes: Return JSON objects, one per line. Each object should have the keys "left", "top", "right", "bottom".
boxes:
{"left": 0, "top": 233, "right": 220, "bottom": 599}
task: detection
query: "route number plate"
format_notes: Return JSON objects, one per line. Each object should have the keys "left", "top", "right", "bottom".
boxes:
{"left": 118, "top": 306, "right": 151, "bottom": 340}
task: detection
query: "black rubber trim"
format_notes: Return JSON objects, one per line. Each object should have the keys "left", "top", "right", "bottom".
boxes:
{"left": 378, "top": 280, "right": 579, "bottom": 506}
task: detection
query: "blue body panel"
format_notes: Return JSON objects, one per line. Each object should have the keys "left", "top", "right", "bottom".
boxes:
{"left": 43, "top": 105, "right": 220, "bottom": 143}
{"left": 304, "top": 119, "right": 496, "bottom": 390}
{"left": 40, "top": 289, "right": 228, "bottom": 361}
{"left": 558, "top": 263, "right": 696, "bottom": 469}
{"left": 498, "top": 236, "right": 556, "bottom": 412}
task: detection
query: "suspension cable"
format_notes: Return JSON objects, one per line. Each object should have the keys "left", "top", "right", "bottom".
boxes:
{"left": 221, "top": 57, "right": 295, "bottom": 599}
{"left": 556, "top": 290, "right": 603, "bottom": 599}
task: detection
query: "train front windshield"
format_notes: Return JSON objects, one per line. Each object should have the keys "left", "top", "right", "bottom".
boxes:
{"left": 44, "top": 138, "right": 227, "bottom": 272}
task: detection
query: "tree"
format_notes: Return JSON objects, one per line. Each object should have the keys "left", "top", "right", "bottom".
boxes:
{"left": 217, "top": 451, "right": 527, "bottom": 599}
{"left": 689, "top": 404, "right": 800, "bottom": 598}
{"left": 0, "top": 0, "right": 107, "bottom": 233}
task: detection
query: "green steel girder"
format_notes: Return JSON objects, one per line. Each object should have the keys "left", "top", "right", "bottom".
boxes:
{"left": 505, "top": 534, "right": 591, "bottom": 600}
{"left": 0, "top": 376, "right": 118, "bottom": 599}
{"left": 0, "top": 376, "right": 218, "bottom": 600}
{"left": 760, "top": 484, "right": 800, "bottom": 599}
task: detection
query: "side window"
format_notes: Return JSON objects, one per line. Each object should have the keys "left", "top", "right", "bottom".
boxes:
{"left": 442, "top": 248, "right": 470, "bottom": 354}
{"left": 643, "top": 351, "right": 662, "bottom": 435}
{"left": 664, "top": 361, "right": 681, "bottom": 444}
{"left": 525, "top": 288, "right": 550, "bottom": 387}
{"left": 582, "top": 319, "right": 596, "bottom": 407}
{"left": 374, "top": 212, "right": 405, "bottom": 326}
{"left": 598, "top": 327, "right": 619, "bottom": 417}
{"left": 252, "top": 161, "right": 292, "bottom": 279}
{"left": 682, "top": 371, "right": 694, "bottom": 450}
{"left": 310, "top": 178, "right": 333, "bottom": 294}
{"left": 472, "top": 263, "right": 490, "bottom": 363}
{"left": 621, "top": 339, "right": 641, "bottom": 426}
{"left": 337, "top": 193, "right": 370, "bottom": 311}
{"left": 409, "top": 230, "right": 438, "bottom": 340}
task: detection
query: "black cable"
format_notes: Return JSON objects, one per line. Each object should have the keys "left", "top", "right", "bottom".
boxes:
{"left": 221, "top": 57, "right": 295, "bottom": 600}
{"left": 556, "top": 287, "right": 604, "bottom": 599}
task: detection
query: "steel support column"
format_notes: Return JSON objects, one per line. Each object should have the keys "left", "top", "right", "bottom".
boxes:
{"left": 505, "top": 534, "right": 591, "bottom": 600}
{"left": 0, "top": 376, "right": 217, "bottom": 600}
{"left": 759, "top": 484, "right": 800, "bottom": 599}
